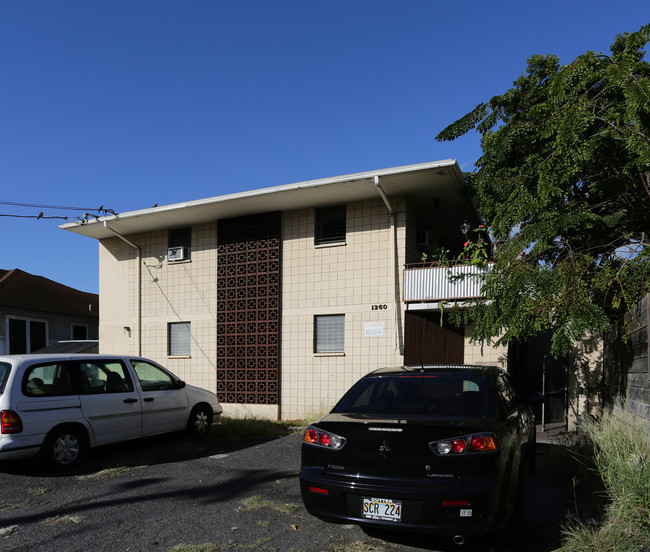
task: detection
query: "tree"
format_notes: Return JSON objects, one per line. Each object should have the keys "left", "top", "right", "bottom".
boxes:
{"left": 436, "top": 25, "right": 650, "bottom": 356}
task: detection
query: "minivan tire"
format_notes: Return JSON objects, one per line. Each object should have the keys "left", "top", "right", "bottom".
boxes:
{"left": 42, "top": 425, "right": 86, "bottom": 469}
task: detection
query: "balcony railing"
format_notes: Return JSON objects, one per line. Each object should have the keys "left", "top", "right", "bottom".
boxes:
{"left": 403, "top": 262, "right": 492, "bottom": 302}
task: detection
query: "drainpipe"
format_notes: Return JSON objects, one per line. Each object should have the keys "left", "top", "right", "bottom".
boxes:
{"left": 104, "top": 221, "right": 142, "bottom": 356}
{"left": 374, "top": 176, "right": 400, "bottom": 353}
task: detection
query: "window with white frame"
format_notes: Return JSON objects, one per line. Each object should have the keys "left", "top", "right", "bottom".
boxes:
{"left": 168, "top": 322, "right": 191, "bottom": 356}
{"left": 71, "top": 324, "right": 88, "bottom": 340}
{"left": 8, "top": 317, "right": 47, "bottom": 354}
{"left": 314, "top": 314, "right": 345, "bottom": 353}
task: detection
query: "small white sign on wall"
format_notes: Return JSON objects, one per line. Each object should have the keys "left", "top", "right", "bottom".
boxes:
{"left": 364, "top": 322, "right": 384, "bottom": 337}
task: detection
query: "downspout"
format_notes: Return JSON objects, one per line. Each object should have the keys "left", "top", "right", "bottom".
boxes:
{"left": 104, "top": 221, "right": 142, "bottom": 356}
{"left": 374, "top": 176, "right": 400, "bottom": 353}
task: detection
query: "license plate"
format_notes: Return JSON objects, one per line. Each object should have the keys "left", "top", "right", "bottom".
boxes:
{"left": 362, "top": 497, "right": 402, "bottom": 522}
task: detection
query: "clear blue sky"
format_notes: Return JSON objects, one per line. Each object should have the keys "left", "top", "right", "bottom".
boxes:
{"left": 1, "top": 1, "right": 648, "bottom": 294}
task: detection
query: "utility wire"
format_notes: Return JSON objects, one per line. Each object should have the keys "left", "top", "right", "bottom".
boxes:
{"left": 0, "top": 201, "right": 117, "bottom": 223}
{"left": 0, "top": 200, "right": 114, "bottom": 213}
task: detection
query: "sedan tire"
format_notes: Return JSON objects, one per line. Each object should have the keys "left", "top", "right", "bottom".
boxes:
{"left": 187, "top": 404, "right": 213, "bottom": 436}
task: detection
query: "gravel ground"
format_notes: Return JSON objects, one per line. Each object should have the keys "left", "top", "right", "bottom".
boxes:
{"left": 0, "top": 428, "right": 569, "bottom": 552}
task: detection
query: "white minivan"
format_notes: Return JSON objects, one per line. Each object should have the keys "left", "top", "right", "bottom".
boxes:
{"left": 0, "top": 354, "right": 223, "bottom": 468}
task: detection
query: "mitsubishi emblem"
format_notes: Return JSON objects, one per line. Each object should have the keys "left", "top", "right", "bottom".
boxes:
{"left": 378, "top": 439, "right": 392, "bottom": 459}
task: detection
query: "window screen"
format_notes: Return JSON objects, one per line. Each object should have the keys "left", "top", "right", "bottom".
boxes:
{"left": 315, "top": 205, "right": 346, "bottom": 245}
{"left": 314, "top": 315, "right": 345, "bottom": 353}
{"left": 169, "top": 322, "right": 191, "bottom": 356}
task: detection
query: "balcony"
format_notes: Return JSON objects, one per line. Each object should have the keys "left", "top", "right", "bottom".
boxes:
{"left": 403, "top": 262, "right": 492, "bottom": 303}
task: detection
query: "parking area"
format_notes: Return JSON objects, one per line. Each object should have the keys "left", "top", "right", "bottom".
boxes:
{"left": 0, "top": 428, "right": 568, "bottom": 552}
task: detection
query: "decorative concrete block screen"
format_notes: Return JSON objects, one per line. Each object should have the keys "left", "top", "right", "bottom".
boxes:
{"left": 216, "top": 212, "right": 281, "bottom": 405}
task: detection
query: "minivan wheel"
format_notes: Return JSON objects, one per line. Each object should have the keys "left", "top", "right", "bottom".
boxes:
{"left": 43, "top": 426, "right": 85, "bottom": 468}
{"left": 187, "top": 405, "right": 212, "bottom": 436}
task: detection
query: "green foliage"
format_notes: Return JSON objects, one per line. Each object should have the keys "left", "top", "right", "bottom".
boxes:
{"left": 438, "top": 25, "right": 650, "bottom": 355}
{"left": 562, "top": 412, "right": 650, "bottom": 551}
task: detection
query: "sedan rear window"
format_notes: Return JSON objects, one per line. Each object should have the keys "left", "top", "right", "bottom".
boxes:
{"left": 332, "top": 373, "right": 493, "bottom": 417}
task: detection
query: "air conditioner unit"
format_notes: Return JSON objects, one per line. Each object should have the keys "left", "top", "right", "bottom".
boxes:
{"left": 416, "top": 231, "right": 430, "bottom": 247}
{"left": 168, "top": 246, "right": 188, "bottom": 261}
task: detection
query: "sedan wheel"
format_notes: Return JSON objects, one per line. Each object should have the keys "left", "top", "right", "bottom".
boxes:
{"left": 187, "top": 405, "right": 212, "bottom": 436}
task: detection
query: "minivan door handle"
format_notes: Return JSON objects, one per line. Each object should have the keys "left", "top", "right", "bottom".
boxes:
{"left": 123, "top": 398, "right": 138, "bottom": 404}
{"left": 144, "top": 398, "right": 154, "bottom": 402}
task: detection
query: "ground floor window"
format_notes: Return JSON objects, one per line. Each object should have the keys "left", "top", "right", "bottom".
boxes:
{"left": 8, "top": 318, "right": 47, "bottom": 354}
{"left": 314, "top": 314, "right": 345, "bottom": 353}
{"left": 168, "top": 322, "right": 191, "bottom": 356}
{"left": 71, "top": 324, "right": 88, "bottom": 340}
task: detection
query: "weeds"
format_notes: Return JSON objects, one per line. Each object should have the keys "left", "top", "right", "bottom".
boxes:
{"left": 236, "top": 494, "right": 299, "bottom": 514}
{"left": 213, "top": 417, "right": 293, "bottom": 440}
{"left": 42, "top": 515, "right": 83, "bottom": 526}
{"left": 76, "top": 465, "right": 144, "bottom": 481}
{"left": 562, "top": 411, "right": 650, "bottom": 551}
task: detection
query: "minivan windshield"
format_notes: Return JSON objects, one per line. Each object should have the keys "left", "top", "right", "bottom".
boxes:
{"left": 332, "top": 372, "right": 493, "bottom": 418}
{"left": 0, "top": 362, "right": 11, "bottom": 394}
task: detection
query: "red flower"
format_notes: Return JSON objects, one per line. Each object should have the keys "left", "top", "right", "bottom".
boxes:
{"left": 464, "top": 241, "right": 470, "bottom": 247}
{"left": 478, "top": 225, "right": 484, "bottom": 229}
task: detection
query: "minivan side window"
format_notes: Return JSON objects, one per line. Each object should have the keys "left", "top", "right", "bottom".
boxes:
{"left": 78, "top": 361, "right": 134, "bottom": 394}
{"left": 23, "top": 362, "right": 74, "bottom": 396}
{"left": 0, "top": 362, "right": 10, "bottom": 393}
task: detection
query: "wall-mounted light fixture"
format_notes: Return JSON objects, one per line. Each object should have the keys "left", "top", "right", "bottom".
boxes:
{"left": 123, "top": 326, "right": 131, "bottom": 337}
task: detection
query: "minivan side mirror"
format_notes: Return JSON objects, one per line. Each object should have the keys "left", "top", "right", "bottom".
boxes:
{"left": 175, "top": 380, "right": 186, "bottom": 390}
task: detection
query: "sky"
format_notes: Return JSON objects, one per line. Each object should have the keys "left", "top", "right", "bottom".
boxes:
{"left": 1, "top": 1, "right": 648, "bottom": 294}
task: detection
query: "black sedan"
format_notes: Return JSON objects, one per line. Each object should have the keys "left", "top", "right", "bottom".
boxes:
{"left": 300, "top": 365, "right": 536, "bottom": 543}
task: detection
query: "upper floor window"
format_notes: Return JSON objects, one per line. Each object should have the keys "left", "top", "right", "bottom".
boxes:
{"left": 168, "top": 227, "right": 192, "bottom": 261}
{"left": 315, "top": 205, "right": 346, "bottom": 246}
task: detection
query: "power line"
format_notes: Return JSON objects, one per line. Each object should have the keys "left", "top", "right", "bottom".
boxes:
{"left": 0, "top": 200, "right": 106, "bottom": 211}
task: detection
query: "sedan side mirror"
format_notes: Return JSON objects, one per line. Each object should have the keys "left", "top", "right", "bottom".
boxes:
{"left": 175, "top": 380, "right": 186, "bottom": 390}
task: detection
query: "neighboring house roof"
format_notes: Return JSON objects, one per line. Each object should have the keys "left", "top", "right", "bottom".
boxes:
{"left": 0, "top": 269, "right": 98, "bottom": 318}
{"left": 59, "top": 160, "right": 481, "bottom": 247}
{"left": 33, "top": 340, "right": 99, "bottom": 354}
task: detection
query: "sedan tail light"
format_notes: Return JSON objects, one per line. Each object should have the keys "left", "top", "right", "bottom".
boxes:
{"left": 430, "top": 433, "right": 499, "bottom": 455}
{"left": 303, "top": 426, "right": 347, "bottom": 450}
{"left": 1, "top": 410, "right": 23, "bottom": 434}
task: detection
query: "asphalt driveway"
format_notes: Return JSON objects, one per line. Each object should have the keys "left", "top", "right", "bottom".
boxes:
{"left": 0, "top": 428, "right": 569, "bottom": 552}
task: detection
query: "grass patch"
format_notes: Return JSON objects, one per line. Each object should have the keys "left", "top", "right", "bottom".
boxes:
{"left": 213, "top": 417, "right": 294, "bottom": 440}
{"left": 77, "top": 465, "right": 144, "bottom": 481}
{"left": 236, "top": 494, "right": 299, "bottom": 514}
{"left": 170, "top": 538, "right": 271, "bottom": 551}
{"left": 0, "top": 525, "right": 18, "bottom": 538}
{"left": 562, "top": 410, "right": 650, "bottom": 551}
{"left": 0, "top": 503, "right": 22, "bottom": 512}
{"left": 28, "top": 487, "right": 47, "bottom": 496}
{"left": 42, "top": 515, "right": 83, "bottom": 526}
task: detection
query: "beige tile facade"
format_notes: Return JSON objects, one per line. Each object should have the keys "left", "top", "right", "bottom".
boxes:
{"left": 280, "top": 198, "right": 406, "bottom": 419}
{"left": 97, "top": 195, "right": 502, "bottom": 421}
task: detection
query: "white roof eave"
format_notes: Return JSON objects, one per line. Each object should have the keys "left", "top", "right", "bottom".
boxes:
{"left": 60, "top": 160, "right": 469, "bottom": 240}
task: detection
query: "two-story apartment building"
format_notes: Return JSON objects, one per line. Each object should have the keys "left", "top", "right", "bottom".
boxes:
{"left": 62, "top": 160, "right": 507, "bottom": 420}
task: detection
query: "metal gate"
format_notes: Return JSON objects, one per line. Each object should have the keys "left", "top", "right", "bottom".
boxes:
{"left": 542, "top": 355, "right": 568, "bottom": 431}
